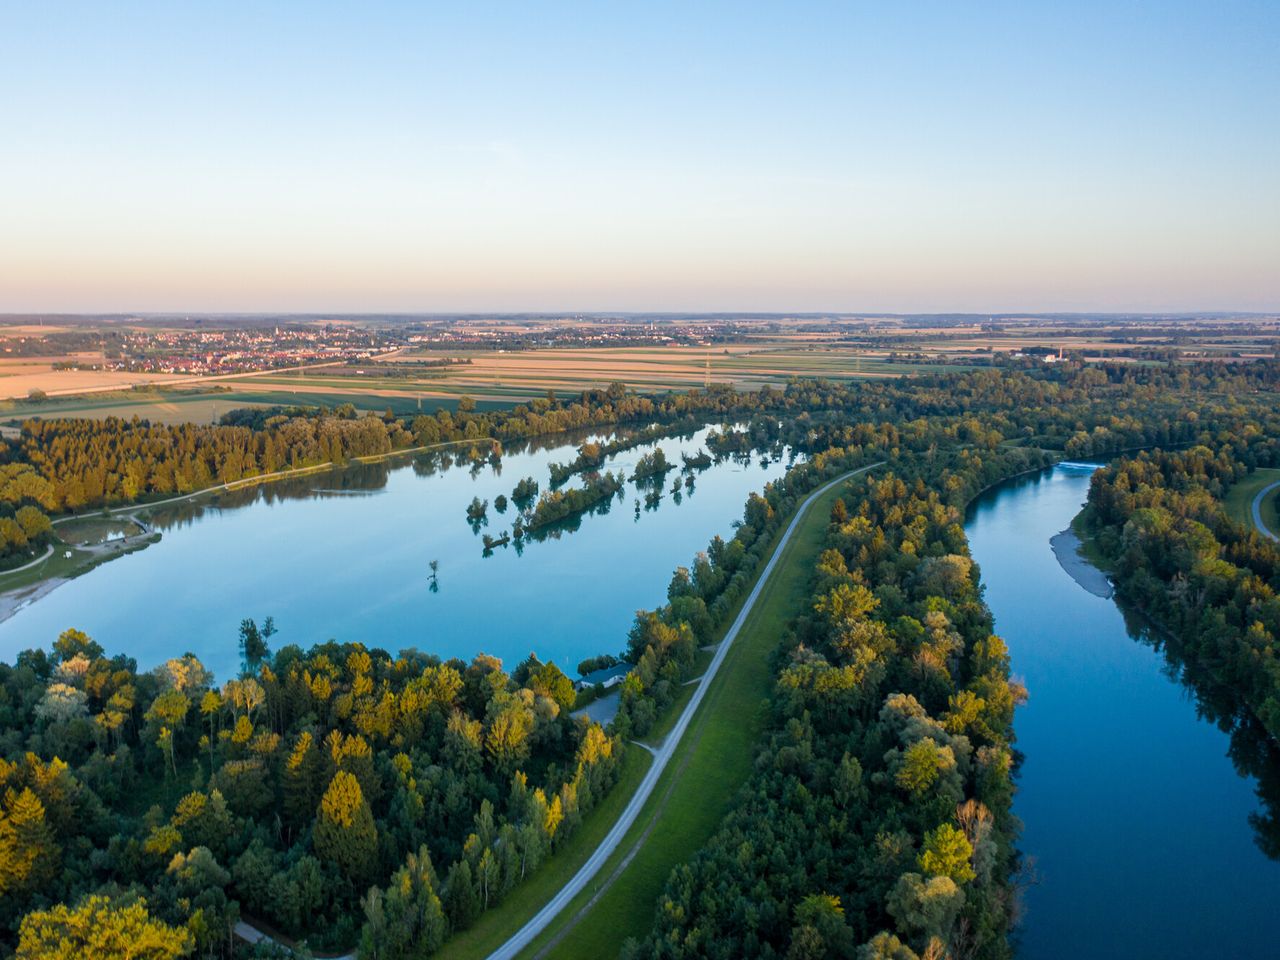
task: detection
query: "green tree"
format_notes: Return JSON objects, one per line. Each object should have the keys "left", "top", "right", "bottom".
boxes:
{"left": 360, "top": 845, "right": 446, "bottom": 959}
{"left": 313, "top": 771, "right": 377, "bottom": 886}
{"left": 443, "top": 860, "right": 479, "bottom": 931}
{"left": 917, "top": 823, "right": 976, "bottom": 884}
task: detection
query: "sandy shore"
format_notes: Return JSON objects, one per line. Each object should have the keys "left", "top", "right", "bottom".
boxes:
{"left": 0, "top": 578, "right": 69, "bottom": 625}
{"left": 1050, "top": 528, "right": 1113, "bottom": 598}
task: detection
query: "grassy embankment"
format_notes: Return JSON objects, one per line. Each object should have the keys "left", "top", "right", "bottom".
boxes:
{"left": 1222, "top": 467, "right": 1280, "bottom": 537}
{"left": 431, "top": 476, "right": 855, "bottom": 960}
{"left": 515, "top": 474, "right": 856, "bottom": 960}
{"left": 432, "top": 745, "right": 653, "bottom": 960}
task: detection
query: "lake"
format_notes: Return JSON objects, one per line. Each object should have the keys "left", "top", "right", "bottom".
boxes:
{"left": 0, "top": 425, "right": 797, "bottom": 682}
{"left": 967, "top": 463, "right": 1280, "bottom": 959}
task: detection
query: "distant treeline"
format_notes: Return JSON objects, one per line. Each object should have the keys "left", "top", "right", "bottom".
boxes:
{"left": 9, "top": 360, "right": 1280, "bottom": 520}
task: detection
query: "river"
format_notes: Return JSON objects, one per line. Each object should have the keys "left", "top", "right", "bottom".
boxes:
{"left": 0, "top": 425, "right": 796, "bottom": 682}
{"left": 967, "top": 463, "right": 1280, "bottom": 958}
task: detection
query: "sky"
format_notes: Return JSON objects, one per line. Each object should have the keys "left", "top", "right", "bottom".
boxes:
{"left": 1, "top": 1, "right": 1277, "bottom": 314}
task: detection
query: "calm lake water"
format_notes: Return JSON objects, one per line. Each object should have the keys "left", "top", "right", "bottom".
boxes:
{"left": 967, "top": 464, "right": 1280, "bottom": 959}
{"left": 1, "top": 425, "right": 796, "bottom": 682}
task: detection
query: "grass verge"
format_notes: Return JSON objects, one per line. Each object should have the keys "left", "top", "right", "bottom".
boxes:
{"left": 1223, "top": 467, "right": 1280, "bottom": 537}
{"left": 521, "top": 476, "right": 854, "bottom": 960}
{"left": 432, "top": 744, "right": 653, "bottom": 960}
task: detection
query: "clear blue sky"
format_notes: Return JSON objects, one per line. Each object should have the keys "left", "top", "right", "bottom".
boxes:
{"left": 1, "top": 1, "right": 1276, "bottom": 313}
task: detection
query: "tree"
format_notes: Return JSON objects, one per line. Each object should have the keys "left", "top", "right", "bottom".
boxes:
{"left": 485, "top": 701, "right": 534, "bottom": 772}
{"left": 787, "top": 893, "right": 854, "bottom": 960}
{"left": 917, "top": 823, "right": 976, "bottom": 885}
{"left": 360, "top": 845, "right": 446, "bottom": 959}
{"left": 16, "top": 895, "right": 191, "bottom": 959}
{"left": 313, "top": 771, "right": 377, "bottom": 885}
{"left": 284, "top": 731, "right": 323, "bottom": 829}
{"left": 51, "top": 628, "right": 102, "bottom": 663}
{"left": 15, "top": 506, "right": 52, "bottom": 542}
{"left": 0, "top": 788, "right": 59, "bottom": 896}
{"left": 529, "top": 662, "right": 576, "bottom": 714}
{"left": 443, "top": 860, "right": 479, "bottom": 931}
{"left": 145, "top": 689, "right": 190, "bottom": 777}
{"left": 34, "top": 683, "right": 88, "bottom": 725}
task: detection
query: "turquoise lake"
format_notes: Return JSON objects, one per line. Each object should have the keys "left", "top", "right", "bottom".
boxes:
{"left": 0, "top": 425, "right": 795, "bottom": 683}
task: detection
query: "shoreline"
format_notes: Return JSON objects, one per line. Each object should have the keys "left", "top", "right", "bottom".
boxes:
{"left": 1050, "top": 527, "right": 1113, "bottom": 598}
{"left": 0, "top": 577, "right": 70, "bottom": 625}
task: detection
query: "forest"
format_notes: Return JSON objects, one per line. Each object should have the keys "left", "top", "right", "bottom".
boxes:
{"left": 3, "top": 360, "right": 1280, "bottom": 957}
{"left": 626, "top": 445, "right": 1045, "bottom": 960}
{"left": 0, "top": 628, "right": 619, "bottom": 957}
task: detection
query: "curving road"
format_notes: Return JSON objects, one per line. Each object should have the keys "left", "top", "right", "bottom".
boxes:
{"left": 0, "top": 545, "right": 54, "bottom": 578}
{"left": 1252, "top": 480, "right": 1280, "bottom": 542}
{"left": 485, "top": 462, "right": 881, "bottom": 960}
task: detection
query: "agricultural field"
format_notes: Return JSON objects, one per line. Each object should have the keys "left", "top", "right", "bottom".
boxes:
{"left": 218, "top": 343, "right": 985, "bottom": 407}
{"left": 1, "top": 316, "right": 1276, "bottom": 424}
{"left": 0, "top": 357, "right": 194, "bottom": 400}
{"left": 0, "top": 389, "right": 268, "bottom": 425}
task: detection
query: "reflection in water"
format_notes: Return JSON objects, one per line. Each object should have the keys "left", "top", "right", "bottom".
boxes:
{"left": 967, "top": 464, "right": 1280, "bottom": 960}
{"left": 1, "top": 422, "right": 799, "bottom": 686}
{"left": 1120, "top": 605, "right": 1280, "bottom": 859}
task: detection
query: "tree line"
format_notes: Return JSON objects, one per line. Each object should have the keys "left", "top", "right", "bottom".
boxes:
{"left": 624, "top": 444, "right": 1047, "bottom": 960}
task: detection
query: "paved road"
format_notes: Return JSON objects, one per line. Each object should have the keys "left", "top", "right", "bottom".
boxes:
{"left": 1252, "top": 480, "right": 1280, "bottom": 542}
{"left": 485, "top": 462, "right": 881, "bottom": 960}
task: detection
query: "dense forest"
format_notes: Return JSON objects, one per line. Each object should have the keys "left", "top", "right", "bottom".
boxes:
{"left": 627, "top": 446, "right": 1046, "bottom": 960}
{"left": 0, "top": 628, "right": 618, "bottom": 957}
{"left": 4, "top": 360, "right": 1280, "bottom": 956}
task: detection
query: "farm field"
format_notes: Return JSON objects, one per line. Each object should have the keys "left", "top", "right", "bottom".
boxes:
{"left": 220, "top": 344, "right": 984, "bottom": 405}
{"left": 0, "top": 390, "right": 271, "bottom": 425}
{"left": 0, "top": 358, "right": 195, "bottom": 400}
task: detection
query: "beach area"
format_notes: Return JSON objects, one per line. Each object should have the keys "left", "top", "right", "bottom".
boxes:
{"left": 1050, "top": 528, "right": 1114, "bottom": 598}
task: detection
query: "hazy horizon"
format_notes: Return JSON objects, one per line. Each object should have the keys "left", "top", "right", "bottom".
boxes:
{"left": 2, "top": 2, "right": 1276, "bottom": 313}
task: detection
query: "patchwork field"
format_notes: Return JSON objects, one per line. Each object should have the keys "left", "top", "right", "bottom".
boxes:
{"left": 0, "top": 358, "right": 194, "bottom": 400}
{"left": 218, "top": 345, "right": 982, "bottom": 405}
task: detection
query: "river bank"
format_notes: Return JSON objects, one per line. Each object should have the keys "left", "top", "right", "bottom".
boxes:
{"left": 0, "top": 528, "right": 161, "bottom": 625}
{"left": 1050, "top": 527, "right": 1113, "bottom": 598}
{"left": 968, "top": 464, "right": 1280, "bottom": 959}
